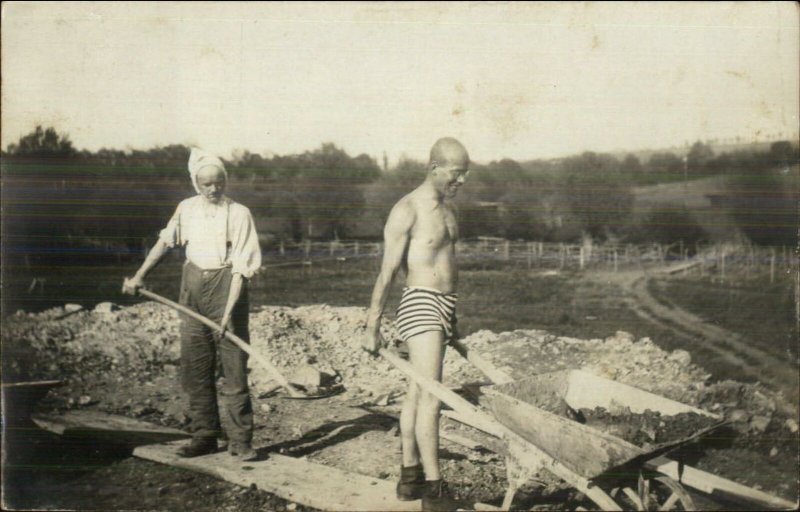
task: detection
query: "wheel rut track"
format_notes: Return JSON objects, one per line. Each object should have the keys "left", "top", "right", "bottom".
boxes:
{"left": 627, "top": 273, "right": 799, "bottom": 402}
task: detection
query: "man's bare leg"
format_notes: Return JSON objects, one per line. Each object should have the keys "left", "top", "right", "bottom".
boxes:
{"left": 400, "top": 382, "right": 421, "bottom": 467}
{"left": 406, "top": 330, "right": 446, "bottom": 481}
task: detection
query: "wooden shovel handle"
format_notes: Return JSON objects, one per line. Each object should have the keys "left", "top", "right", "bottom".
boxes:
{"left": 138, "top": 288, "right": 305, "bottom": 398}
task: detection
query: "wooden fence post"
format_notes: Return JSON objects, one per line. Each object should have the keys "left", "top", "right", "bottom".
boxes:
{"left": 503, "top": 240, "right": 510, "bottom": 261}
{"left": 304, "top": 239, "right": 311, "bottom": 259}
{"left": 527, "top": 242, "right": 532, "bottom": 270}
{"left": 613, "top": 249, "right": 618, "bottom": 273}
{"left": 579, "top": 246, "right": 585, "bottom": 270}
{"left": 770, "top": 247, "right": 776, "bottom": 284}
{"left": 354, "top": 240, "right": 359, "bottom": 256}
{"left": 559, "top": 244, "right": 565, "bottom": 270}
{"left": 279, "top": 240, "right": 285, "bottom": 256}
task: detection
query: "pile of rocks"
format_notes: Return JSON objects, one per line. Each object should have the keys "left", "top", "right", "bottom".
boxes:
{"left": 3, "top": 303, "right": 795, "bottom": 438}
{"left": 246, "top": 304, "right": 482, "bottom": 398}
{"left": 2, "top": 302, "right": 179, "bottom": 385}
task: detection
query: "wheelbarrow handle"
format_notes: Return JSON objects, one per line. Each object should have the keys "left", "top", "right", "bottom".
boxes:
{"left": 449, "top": 339, "right": 514, "bottom": 385}
{"left": 378, "top": 348, "right": 502, "bottom": 437}
{"left": 137, "top": 288, "right": 305, "bottom": 398}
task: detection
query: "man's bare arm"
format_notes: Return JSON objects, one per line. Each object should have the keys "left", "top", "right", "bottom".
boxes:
{"left": 122, "top": 239, "right": 170, "bottom": 295}
{"left": 218, "top": 273, "right": 244, "bottom": 338}
{"left": 363, "top": 200, "right": 415, "bottom": 353}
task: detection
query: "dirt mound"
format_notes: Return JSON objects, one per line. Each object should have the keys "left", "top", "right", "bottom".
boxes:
{"left": 2, "top": 303, "right": 180, "bottom": 385}
{"left": 4, "top": 301, "right": 798, "bottom": 504}
{"left": 4, "top": 304, "right": 792, "bottom": 437}
{"left": 460, "top": 329, "right": 795, "bottom": 433}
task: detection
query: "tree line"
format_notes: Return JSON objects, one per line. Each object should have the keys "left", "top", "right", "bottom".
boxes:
{"left": 2, "top": 126, "right": 797, "bottom": 270}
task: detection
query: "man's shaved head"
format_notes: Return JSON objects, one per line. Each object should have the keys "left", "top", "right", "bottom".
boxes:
{"left": 429, "top": 137, "right": 469, "bottom": 169}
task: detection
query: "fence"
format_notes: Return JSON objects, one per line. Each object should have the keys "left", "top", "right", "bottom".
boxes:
{"left": 257, "top": 238, "right": 797, "bottom": 282}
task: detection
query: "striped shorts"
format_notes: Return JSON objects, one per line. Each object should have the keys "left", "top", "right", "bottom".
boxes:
{"left": 396, "top": 286, "right": 458, "bottom": 345}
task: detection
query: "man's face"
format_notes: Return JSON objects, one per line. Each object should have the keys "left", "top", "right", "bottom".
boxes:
{"left": 434, "top": 162, "right": 470, "bottom": 198}
{"left": 196, "top": 167, "right": 226, "bottom": 204}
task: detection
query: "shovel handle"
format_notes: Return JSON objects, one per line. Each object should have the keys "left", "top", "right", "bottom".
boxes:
{"left": 138, "top": 288, "right": 305, "bottom": 398}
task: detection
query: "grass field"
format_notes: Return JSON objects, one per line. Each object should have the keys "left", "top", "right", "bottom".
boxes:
{"left": 650, "top": 276, "right": 798, "bottom": 361}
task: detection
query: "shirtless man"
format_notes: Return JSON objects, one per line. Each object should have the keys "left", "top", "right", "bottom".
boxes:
{"left": 364, "top": 137, "right": 469, "bottom": 511}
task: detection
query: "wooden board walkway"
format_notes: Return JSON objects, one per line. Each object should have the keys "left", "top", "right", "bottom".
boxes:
{"left": 134, "top": 441, "right": 499, "bottom": 511}
{"left": 32, "top": 410, "right": 190, "bottom": 445}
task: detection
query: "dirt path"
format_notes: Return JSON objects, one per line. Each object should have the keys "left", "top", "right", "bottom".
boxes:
{"left": 585, "top": 266, "right": 799, "bottom": 407}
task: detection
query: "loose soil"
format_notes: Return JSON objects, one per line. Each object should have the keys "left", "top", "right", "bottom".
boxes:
{"left": 3, "top": 299, "right": 798, "bottom": 510}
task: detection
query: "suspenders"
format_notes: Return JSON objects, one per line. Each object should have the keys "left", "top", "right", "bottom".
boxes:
{"left": 177, "top": 198, "right": 233, "bottom": 266}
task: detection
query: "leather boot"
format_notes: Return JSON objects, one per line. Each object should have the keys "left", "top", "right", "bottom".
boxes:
{"left": 228, "top": 441, "right": 258, "bottom": 462}
{"left": 176, "top": 437, "right": 218, "bottom": 458}
{"left": 396, "top": 464, "right": 428, "bottom": 501}
{"left": 422, "top": 480, "right": 461, "bottom": 511}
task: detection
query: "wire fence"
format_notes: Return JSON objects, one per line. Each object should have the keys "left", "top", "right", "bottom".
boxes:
{"left": 254, "top": 237, "right": 797, "bottom": 283}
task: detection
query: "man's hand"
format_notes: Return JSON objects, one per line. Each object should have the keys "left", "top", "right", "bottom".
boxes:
{"left": 362, "top": 328, "right": 384, "bottom": 356}
{"left": 122, "top": 276, "right": 143, "bottom": 296}
{"left": 217, "top": 314, "right": 233, "bottom": 340}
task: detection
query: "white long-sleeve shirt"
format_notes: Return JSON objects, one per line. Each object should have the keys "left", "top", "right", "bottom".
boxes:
{"left": 159, "top": 195, "right": 262, "bottom": 279}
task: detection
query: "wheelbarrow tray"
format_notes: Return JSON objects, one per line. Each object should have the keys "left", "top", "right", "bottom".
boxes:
{"left": 476, "top": 369, "right": 724, "bottom": 480}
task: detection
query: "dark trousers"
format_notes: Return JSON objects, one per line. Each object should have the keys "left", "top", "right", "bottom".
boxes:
{"left": 179, "top": 261, "right": 253, "bottom": 442}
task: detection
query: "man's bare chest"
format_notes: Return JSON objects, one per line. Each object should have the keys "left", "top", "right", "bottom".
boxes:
{"left": 411, "top": 208, "right": 458, "bottom": 247}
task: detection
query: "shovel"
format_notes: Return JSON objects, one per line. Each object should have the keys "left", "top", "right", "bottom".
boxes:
{"left": 137, "top": 288, "right": 306, "bottom": 399}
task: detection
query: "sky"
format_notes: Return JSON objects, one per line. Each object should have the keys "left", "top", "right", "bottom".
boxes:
{"left": 2, "top": 1, "right": 798, "bottom": 164}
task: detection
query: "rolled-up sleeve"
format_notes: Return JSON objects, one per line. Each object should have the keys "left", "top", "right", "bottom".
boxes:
{"left": 230, "top": 207, "right": 262, "bottom": 279}
{"left": 158, "top": 205, "right": 182, "bottom": 248}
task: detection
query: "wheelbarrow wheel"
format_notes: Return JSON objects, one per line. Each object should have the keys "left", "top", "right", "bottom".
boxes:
{"left": 643, "top": 476, "right": 695, "bottom": 511}
{"left": 611, "top": 476, "right": 695, "bottom": 511}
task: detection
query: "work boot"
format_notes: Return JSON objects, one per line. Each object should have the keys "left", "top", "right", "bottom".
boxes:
{"left": 228, "top": 441, "right": 258, "bottom": 462}
{"left": 396, "top": 464, "right": 427, "bottom": 501}
{"left": 176, "top": 437, "right": 218, "bottom": 458}
{"left": 422, "top": 480, "right": 461, "bottom": 512}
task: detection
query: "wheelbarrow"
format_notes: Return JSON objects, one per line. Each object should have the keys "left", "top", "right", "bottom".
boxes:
{"left": 379, "top": 348, "right": 728, "bottom": 511}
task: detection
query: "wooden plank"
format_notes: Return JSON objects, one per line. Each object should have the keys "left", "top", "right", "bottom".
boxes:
{"left": 32, "top": 411, "right": 190, "bottom": 445}
{"left": 134, "top": 441, "right": 500, "bottom": 511}
{"left": 645, "top": 456, "right": 798, "bottom": 510}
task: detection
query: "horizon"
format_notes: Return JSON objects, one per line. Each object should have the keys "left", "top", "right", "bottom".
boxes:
{"left": 2, "top": 2, "right": 798, "bottom": 165}
{"left": 5, "top": 124, "right": 794, "bottom": 168}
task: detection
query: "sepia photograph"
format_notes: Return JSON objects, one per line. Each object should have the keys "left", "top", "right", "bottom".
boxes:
{"left": 1, "top": 2, "right": 798, "bottom": 511}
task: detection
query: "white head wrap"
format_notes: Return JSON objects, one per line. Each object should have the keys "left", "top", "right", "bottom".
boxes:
{"left": 188, "top": 147, "right": 227, "bottom": 194}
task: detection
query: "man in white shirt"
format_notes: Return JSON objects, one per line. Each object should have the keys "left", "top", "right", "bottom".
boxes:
{"left": 123, "top": 149, "right": 262, "bottom": 460}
